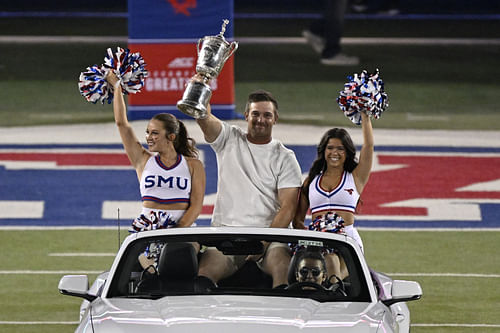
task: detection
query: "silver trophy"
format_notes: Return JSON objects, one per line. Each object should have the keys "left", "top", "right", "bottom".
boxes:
{"left": 177, "top": 19, "right": 238, "bottom": 119}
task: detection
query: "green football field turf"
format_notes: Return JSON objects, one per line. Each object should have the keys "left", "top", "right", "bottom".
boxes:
{"left": 0, "top": 229, "right": 499, "bottom": 333}
{"left": 1, "top": 17, "right": 499, "bottom": 129}
{"left": 1, "top": 13, "right": 499, "bottom": 333}
{"left": 1, "top": 41, "right": 498, "bottom": 129}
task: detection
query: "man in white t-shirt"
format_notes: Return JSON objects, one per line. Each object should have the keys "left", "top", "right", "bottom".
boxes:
{"left": 196, "top": 89, "right": 302, "bottom": 288}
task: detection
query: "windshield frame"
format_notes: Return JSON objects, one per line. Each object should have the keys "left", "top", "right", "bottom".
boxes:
{"left": 105, "top": 230, "right": 372, "bottom": 303}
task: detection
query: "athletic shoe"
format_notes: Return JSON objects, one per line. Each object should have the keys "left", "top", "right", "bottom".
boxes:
{"left": 302, "top": 30, "right": 325, "bottom": 54}
{"left": 320, "top": 53, "right": 360, "bottom": 66}
{"left": 378, "top": 8, "right": 400, "bottom": 15}
{"left": 350, "top": 3, "right": 369, "bottom": 13}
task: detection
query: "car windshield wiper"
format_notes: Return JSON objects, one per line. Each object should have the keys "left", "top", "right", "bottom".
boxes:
{"left": 117, "top": 293, "right": 166, "bottom": 300}
{"left": 118, "top": 290, "right": 208, "bottom": 299}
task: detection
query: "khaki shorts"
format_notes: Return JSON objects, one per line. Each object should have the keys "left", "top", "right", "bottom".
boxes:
{"left": 204, "top": 241, "right": 290, "bottom": 272}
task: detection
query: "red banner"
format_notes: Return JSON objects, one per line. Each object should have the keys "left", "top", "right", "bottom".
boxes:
{"left": 127, "top": 0, "right": 236, "bottom": 119}
{"left": 128, "top": 43, "right": 235, "bottom": 107}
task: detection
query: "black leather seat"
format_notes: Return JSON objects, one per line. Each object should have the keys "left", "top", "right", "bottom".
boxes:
{"left": 157, "top": 242, "right": 199, "bottom": 292}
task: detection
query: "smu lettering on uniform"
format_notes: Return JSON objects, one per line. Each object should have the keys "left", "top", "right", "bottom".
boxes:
{"left": 144, "top": 175, "right": 189, "bottom": 190}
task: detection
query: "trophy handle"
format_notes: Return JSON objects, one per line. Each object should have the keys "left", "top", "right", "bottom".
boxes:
{"left": 196, "top": 38, "right": 203, "bottom": 55}
{"left": 224, "top": 41, "right": 239, "bottom": 62}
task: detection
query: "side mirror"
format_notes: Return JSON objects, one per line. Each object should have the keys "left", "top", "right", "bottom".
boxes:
{"left": 382, "top": 280, "right": 422, "bottom": 306}
{"left": 58, "top": 275, "right": 96, "bottom": 302}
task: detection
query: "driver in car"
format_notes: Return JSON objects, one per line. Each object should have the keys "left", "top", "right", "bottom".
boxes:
{"left": 295, "top": 250, "right": 328, "bottom": 288}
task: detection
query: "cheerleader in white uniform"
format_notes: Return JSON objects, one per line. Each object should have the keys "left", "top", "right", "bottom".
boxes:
{"left": 294, "top": 112, "right": 373, "bottom": 254}
{"left": 106, "top": 71, "right": 206, "bottom": 231}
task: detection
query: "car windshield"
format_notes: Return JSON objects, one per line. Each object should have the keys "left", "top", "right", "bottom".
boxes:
{"left": 107, "top": 233, "right": 371, "bottom": 303}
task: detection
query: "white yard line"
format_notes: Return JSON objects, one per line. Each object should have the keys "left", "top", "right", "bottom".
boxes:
{"left": 3, "top": 226, "right": 500, "bottom": 231}
{"left": 412, "top": 323, "right": 500, "bottom": 328}
{"left": 359, "top": 228, "right": 500, "bottom": 231}
{"left": 48, "top": 252, "right": 115, "bottom": 257}
{"left": 387, "top": 272, "right": 500, "bottom": 278}
{"left": 0, "top": 270, "right": 103, "bottom": 274}
{"left": 0, "top": 321, "right": 79, "bottom": 325}
{"left": 0, "top": 226, "right": 122, "bottom": 230}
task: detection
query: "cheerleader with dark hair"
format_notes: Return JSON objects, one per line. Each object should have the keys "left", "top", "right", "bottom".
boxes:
{"left": 293, "top": 112, "right": 374, "bottom": 253}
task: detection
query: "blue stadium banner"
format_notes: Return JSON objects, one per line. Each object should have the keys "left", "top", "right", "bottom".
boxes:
{"left": 127, "top": 0, "right": 237, "bottom": 120}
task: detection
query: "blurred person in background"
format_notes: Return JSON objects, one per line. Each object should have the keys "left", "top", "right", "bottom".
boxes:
{"left": 351, "top": 0, "right": 400, "bottom": 15}
{"left": 302, "top": 0, "right": 359, "bottom": 65}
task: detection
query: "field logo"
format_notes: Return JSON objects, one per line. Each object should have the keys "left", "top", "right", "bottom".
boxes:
{"left": 0, "top": 145, "right": 499, "bottom": 228}
{"left": 355, "top": 151, "right": 500, "bottom": 228}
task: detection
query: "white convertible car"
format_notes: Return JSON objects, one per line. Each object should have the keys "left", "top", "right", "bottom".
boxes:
{"left": 59, "top": 227, "right": 422, "bottom": 333}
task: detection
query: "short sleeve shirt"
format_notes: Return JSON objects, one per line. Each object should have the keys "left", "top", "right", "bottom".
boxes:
{"left": 210, "top": 122, "right": 302, "bottom": 227}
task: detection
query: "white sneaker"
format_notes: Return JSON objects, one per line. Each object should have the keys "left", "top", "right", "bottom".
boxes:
{"left": 302, "top": 30, "right": 325, "bottom": 54}
{"left": 378, "top": 8, "right": 400, "bottom": 15}
{"left": 320, "top": 53, "right": 360, "bottom": 66}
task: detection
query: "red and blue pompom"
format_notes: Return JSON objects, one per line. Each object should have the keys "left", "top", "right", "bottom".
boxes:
{"left": 78, "top": 65, "right": 111, "bottom": 104}
{"left": 129, "top": 210, "right": 176, "bottom": 233}
{"left": 309, "top": 212, "right": 345, "bottom": 234}
{"left": 289, "top": 212, "right": 344, "bottom": 255}
{"left": 78, "top": 47, "right": 148, "bottom": 104}
{"left": 103, "top": 47, "right": 148, "bottom": 95}
{"left": 337, "top": 69, "right": 388, "bottom": 125}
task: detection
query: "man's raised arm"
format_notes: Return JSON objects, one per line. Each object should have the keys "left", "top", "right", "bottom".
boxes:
{"left": 196, "top": 103, "right": 223, "bottom": 143}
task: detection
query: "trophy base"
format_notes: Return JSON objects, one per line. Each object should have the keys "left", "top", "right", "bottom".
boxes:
{"left": 176, "top": 100, "right": 208, "bottom": 119}
{"left": 176, "top": 80, "right": 212, "bottom": 119}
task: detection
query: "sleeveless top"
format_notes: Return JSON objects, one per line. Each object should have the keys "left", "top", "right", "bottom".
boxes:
{"left": 139, "top": 154, "right": 191, "bottom": 204}
{"left": 308, "top": 171, "right": 360, "bottom": 214}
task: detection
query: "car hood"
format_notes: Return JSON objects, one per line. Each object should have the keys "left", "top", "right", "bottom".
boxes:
{"left": 87, "top": 295, "right": 388, "bottom": 333}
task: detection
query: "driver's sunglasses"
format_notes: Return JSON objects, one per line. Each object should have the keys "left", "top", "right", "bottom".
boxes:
{"left": 299, "top": 267, "right": 322, "bottom": 277}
